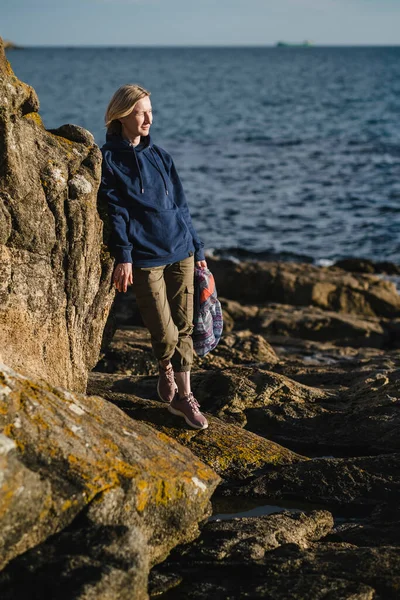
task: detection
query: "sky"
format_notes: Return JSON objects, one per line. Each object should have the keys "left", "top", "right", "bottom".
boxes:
{"left": 1, "top": 0, "right": 399, "bottom": 47}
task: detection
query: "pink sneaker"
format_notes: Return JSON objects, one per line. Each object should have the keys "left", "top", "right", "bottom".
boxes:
{"left": 168, "top": 392, "right": 209, "bottom": 430}
{"left": 157, "top": 364, "right": 178, "bottom": 403}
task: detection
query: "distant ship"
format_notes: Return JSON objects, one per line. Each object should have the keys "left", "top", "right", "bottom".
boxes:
{"left": 276, "top": 41, "right": 313, "bottom": 47}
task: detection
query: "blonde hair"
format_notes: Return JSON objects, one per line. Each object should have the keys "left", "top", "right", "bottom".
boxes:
{"left": 105, "top": 84, "right": 151, "bottom": 135}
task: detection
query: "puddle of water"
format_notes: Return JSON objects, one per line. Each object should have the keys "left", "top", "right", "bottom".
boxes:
{"left": 210, "top": 496, "right": 331, "bottom": 522}
{"left": 209, "top": 504, "right": 298, "bottom": 521}
{"left": 210, "top": 495, "right": 372, "bottom": 522}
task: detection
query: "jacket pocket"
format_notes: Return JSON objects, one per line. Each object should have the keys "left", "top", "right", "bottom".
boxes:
{"left": 129, "top": 206, "right": 189, "bottom": 258}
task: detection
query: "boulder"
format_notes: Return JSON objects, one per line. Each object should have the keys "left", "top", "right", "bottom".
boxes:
{"left": 152, "top": 509, "right": 333, "bottom": 566}
{"left": 206, "top": 257, "right": 400, "bottom": 318}
{"left": 250, "top": 366, "right": 400, "bottom": 455}
{"left": 190, "top": 366, "right": 330, "bottom": 429}
{"left": 0, "top": 37, "right": 114, "bottom": 392}
{"left": 95, "top": 328, "right": 157, "bottom": 376}
{"left": 88, "top": 372, "right": 305, "bottom": 483}
{"left": 326, "top": 503, "right": 400, "bottom": 547}
{"left": 149, "top": 535, "right": 400, "bottom": 599}
{"left": 233, "top": 453, "right": 400, "bottom": 508}
{"left": 0, "top": 363, "right": 219, "bottom": 598}
{"left": 258, "top": 303, "right": 389, "bottom": 348}
{"left": 179, "top": 364, "right": 400, "bottom": 456}
{"left": 335, "top": 257, "right": 400, "bottom": 276}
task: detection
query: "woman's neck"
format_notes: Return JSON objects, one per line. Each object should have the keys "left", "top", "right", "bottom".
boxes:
{"left": 121, "top": 127, "right": 140, "bottom": 147}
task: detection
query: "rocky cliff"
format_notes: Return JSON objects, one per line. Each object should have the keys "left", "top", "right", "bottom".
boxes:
{"left": 0, "top": 37, "right": 114, "bottom": 392}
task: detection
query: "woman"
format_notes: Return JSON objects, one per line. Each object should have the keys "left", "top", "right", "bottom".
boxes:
{"left": 99, "top": 84, "right": 208, "bottom": 430}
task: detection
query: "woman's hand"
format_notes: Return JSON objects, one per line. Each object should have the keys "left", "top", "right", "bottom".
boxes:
{"left": 195, "top": 260, "right": 207, "bottom": 269}
{"left": 113, "top": 262, "right": 133, "bottom": 293}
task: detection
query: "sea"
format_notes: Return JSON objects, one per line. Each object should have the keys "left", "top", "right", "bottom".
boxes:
{"left": 6, "top": 46, "right": 400, "bottom": 265}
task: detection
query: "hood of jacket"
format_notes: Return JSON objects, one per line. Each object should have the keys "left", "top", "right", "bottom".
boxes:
{"left": 102, "top": 131, "right": 152, "bottom": 153}
{"left": 101, "top": 132, "right": 170, "bottom": 196}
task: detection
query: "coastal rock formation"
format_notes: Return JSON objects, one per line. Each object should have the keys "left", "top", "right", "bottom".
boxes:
{"left": 206, "top": 257, "right": 400, "bottom": 318}
{"left": 0, "top": 37, "right": 114, "bottom": 392}
{"left": 193, "top": 364, "right": 400, "bottom": 456}
{"left": 231, "top": 453, "right": 400, "bottom": 508}
{"left": 153, "top": 509, "right": 334, "bottom": 566}
{"left": 88, "top": 253, "right": 400, "bottom": 597}
{"left": 149, "top": 521, "right": 400, "bottom": 599}
{"left": 88, "top": 372, "right": 305, "bottom": 482}
{"left": 257, "top": 303, "right": 389, "bottom": 348}
{"left": 191, "top": 366, "right": 330, "bottom": 428}
{"left": 326, "top": 503, "right": 400, "bottom": 547}
{"left": 0, "top": 363, "right": 219, "bottom": 598}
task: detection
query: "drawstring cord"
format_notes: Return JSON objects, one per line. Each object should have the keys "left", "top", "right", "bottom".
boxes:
{"left": 128, "top": 139, "right": 169, "bottom": 196}
{"left": 132, "top": 149, "right": 145, "bottom": 194}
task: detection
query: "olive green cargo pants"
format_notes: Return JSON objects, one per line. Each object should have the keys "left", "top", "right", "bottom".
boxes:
{"left": 133, "top": 255, "right": 195, "bottom": 373}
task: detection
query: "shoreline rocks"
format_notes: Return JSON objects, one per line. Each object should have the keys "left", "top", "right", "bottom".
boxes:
{"left": 89, "top": 252, "right": 400, "bottom": 597}
{"left": 0, "top": 362, "right": 219, "bottom": 597}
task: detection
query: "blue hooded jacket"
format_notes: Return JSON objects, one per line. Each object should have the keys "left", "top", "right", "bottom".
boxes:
{"left": 99, "top": 132, "right": 205, "bottom": 267}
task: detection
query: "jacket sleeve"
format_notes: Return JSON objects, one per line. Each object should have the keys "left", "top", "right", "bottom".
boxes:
{"left": 99, "top": 152, "right": 133, "bottom": 264}
{"left": 166, "top": 156, "right": 206, "bottom": 262}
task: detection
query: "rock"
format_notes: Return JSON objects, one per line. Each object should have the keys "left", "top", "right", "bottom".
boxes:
{"left": 195, "top": 329, "right": 279, "bottom": 370}
{"left": 153, "top": 509, "right": 333, "bottom": 566}
{"left": 206, "top": 257, "right": 400, "bottom": 318}
{"left": 219, "top": 297, "right": 260, "bottom": 332}
{"left": 0, "top": 433, "right": 52, "bottom": 571}
{"left": 0, "top": 520, "right": 150, "bottom": 600}
{"left": 3, "top": 40, "right": 21, "bottom": 51}
{"left": 272, "top": 341, "right": 397, "bottom": 384}
{"left": 184, "top": 362, "right": 400, "bottom": 456}
{"left": 258, "top": 303, "right": 389, "bottom": 348}
{"left": 233, "top": 454, "right": 400, "bottom": 508}
{"left": 0, "top": 37, "right": 114, "bottom": 392}
{"left": 335, "top": 258, "right": 400, "bottom": 276}
{"left": 190, "top": 366, "right": 330, "bottom": 430}
{"left": 95, "top": 327, "right": 279, "bottom": 376}
{"left": 0, "top": 363, "right": 219, "bottom": 597}
{"left": 326, "top": 504, "right": 400, "bottom": 547}
{"left": 246, "top": 365, "right": 400, "bottom": 455}
{"left": 87, "top": 372, "right": 305, "bottom": 483}
{"left": 48, "top": 123, "right": 95, "bottom": 146}
{"left": 149, "top": 538, "right": 400, "bottom": 599}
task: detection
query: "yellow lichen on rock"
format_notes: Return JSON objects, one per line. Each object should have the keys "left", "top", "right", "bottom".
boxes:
{"left": 23, "top": 112, "right": 43, "bottom": 127}
{"left": 0, "top": 363, "right": 219, "bottom": 583}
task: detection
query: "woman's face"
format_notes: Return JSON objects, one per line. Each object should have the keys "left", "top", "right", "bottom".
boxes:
{"left": 119, "top": 96, "right": 153, "bottom": 139}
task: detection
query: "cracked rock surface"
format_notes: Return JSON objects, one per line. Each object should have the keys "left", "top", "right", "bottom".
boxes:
{"left": 0, "top": 37, "right": 114, "bottom": 392}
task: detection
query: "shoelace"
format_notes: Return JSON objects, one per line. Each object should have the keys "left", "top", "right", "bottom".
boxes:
{"left": 186, "top": 392, "right": 201, "bottom": 413}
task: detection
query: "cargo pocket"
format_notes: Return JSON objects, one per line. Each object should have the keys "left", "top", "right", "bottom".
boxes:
{"left": 135, "top": 291, "right": 167, "bottom": 341}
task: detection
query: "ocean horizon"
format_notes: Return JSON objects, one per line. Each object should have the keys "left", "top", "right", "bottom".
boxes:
{"left": 6, "top": 45, "right": 400, "bottom": 265}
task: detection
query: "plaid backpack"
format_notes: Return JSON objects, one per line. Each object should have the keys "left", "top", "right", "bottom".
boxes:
{"left": 192, "top": 267, "right": 223, "bottom": 357}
